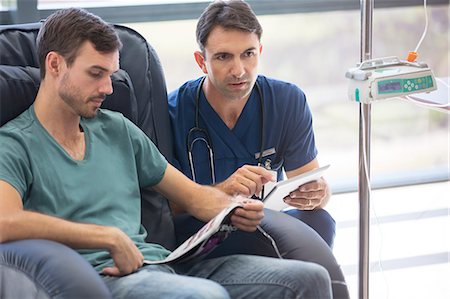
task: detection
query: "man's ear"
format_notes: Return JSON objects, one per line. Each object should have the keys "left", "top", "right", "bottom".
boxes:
{"left": 194, "top": 51, "right": 208, "bottom": 74}
{"left": 46, "top": 51, "right": 64, "bottom": 77}
{"left": 259, "top": 44, "right": 263, "bottom": 55}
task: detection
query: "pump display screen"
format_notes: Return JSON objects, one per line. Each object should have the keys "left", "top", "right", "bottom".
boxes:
{"left": 378, "top": 80, "right": 402, "bottom": 93}
{"left": 378, "top": 75, "right": 434, "bottom": 95}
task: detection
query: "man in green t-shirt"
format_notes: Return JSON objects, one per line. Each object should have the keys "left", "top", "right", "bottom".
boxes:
{"left": 0, "top": 7, "right": 331, "bottom": 299}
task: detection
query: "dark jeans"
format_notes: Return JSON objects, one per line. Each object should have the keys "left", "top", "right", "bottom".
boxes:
{"left": 0, "top": 239, "right": 111, "bottom": 299}
{"left": 174, "top": 208, "right": 349, "bottom": 299}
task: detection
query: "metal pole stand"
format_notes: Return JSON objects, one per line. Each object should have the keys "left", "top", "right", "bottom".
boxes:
{"left": 358, "top": 0, "right": 373, "bottom": 298}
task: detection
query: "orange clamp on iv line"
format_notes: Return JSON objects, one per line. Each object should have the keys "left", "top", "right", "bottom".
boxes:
{"left": 407, "top": 51, "right": 418, "bottom": 62}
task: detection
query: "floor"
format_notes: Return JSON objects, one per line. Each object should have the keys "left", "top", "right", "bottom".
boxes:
{"left": 327, "top": 181, "right": 450, "bottom": 299}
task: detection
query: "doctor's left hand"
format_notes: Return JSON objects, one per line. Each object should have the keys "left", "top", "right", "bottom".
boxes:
{"left": 283, "top": 177, "right": 331, "bottom": 210}
{"left": 229, "top": 196, "right": 264, "bottom": 232}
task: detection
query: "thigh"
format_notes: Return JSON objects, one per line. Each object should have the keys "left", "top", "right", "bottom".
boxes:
{"left": 0, "top": 239, "right": 111, "bottom": 299}
{"left": 260, "top": 209, "right": 349, "bottom": 298}
{"left": 102, "top": 264, "right": 229, "bottom": 299}
{"left": 178, "top": 255, "right": 332, "bottom": 299}
{"left": 284, "top": 208, "right": 336, "bottom": 248}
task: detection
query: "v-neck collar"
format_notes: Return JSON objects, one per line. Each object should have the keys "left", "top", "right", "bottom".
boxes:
{"left": 198, "top": 88, "right": 260, "bottom": 159}
{"left": 30, "top": 105, "right": 90, "bottom": 164}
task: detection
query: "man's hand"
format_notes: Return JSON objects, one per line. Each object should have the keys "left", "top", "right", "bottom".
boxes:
{"left": 229, "top": 197, "right": 264, "bottom": 232}
{"left": 283, "top": 177, "right": 330, "bottom": 210}
{"left": 102, "top": 227, "right": 144, "bottom": 277}
{"left": 215, "top": 165, "right": 275, "bottom": 197}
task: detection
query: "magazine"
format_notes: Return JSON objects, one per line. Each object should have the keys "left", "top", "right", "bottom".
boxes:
{"left": 144, "top": 202, "right": 243, "bottom": 265}
{"left": 263, "top": 165, "right": 330, "bottom": 211}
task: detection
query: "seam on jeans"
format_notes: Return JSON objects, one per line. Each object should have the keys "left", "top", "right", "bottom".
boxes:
{"left": 219, "top": 279, "right": 300, "bottom": 297}
{"left": 0, "top": 261, "right": 52, "bottom": 298}
{"left": 331, "top": 280, "right": 348, "bottom": 286}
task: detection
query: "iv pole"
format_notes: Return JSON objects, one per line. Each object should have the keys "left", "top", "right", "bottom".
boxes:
{"left": 359, "top": 0, "right": 373, "bottom": 298}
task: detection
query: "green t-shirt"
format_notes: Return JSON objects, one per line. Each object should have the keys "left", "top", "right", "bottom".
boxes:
{"left": 0, "top": 106, "right": 171, "bottom": 271}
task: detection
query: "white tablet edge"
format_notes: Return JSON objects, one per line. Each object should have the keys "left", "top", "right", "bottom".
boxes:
{"left": 263, "top": 165, "right": 330, "bottom": 211}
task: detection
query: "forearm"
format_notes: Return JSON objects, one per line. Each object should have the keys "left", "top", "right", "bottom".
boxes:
{"left": 168, "top": 184, "right": 232, "bottom": 222}
{"left": 186, "top": 185, "right": 233, "bottom": 221}
{"left": 214, "top": 181, "right": 232, "bottom": 195}
{"left": 0, "top": 210, "right": 116, "bottom": 251}
{"left": 154, "top": 164, "right": 232, "bottom": 222}
{"left": 169, "top": 182, "right": 232, "bottom": 216}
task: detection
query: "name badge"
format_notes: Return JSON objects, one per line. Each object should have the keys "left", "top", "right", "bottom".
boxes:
{"left": 254, "top": 147, "right": 276, "bottom": 160}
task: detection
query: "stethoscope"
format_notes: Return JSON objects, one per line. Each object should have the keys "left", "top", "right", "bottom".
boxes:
{"left": 187, "top": 76, "right": 265, "bottom": 184}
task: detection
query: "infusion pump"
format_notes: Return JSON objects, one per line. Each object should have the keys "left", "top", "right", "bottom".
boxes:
{"left": 345, "top": 56, "right": 437, "bottom": 103}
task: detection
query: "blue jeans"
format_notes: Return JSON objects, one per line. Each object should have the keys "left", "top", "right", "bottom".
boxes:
{"left": 0, "top": 239, "right": 111, "bottom": 299}
{"left": 102, "top": 255, "right": 332, "bottom": 299}
{"left": 175, "top": 208, "right": 349, "bottom": 299}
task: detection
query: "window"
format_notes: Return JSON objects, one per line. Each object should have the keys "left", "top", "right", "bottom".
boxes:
{"left": 125, "top": 4, "right": 449, "bottom": 191}
{"left": 1, "top": 1, "right": 448, "bottom": 191}
{"left": 37, "top": 0, "right": 209, "bottom": 9}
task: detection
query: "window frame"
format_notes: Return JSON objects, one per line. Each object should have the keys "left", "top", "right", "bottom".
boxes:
{"left": 1, "top": 0, "right": 448, "bottom": 25}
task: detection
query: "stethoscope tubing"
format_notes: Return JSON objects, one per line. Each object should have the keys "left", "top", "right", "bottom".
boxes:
{"left": 187, "top": 76, "right": 265, "bottom": 184}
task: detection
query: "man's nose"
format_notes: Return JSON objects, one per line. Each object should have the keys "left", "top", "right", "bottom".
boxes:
{"left": 99, "top": 76, "right": 113, "bottom": 95}
{"left": 230, "top": 58, "right": 245, "bottom": 79}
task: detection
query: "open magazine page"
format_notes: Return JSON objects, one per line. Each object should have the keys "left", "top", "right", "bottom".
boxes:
{"left": 263, "top": 165, "right": 330, "bottom": 211}
{"left": 144, "top": 201, "right": 243, "bottom": 265}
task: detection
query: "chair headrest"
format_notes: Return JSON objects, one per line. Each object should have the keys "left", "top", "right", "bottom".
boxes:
{"left": 0, "top": 66, "right": 39, "bottom": 126}
{"left": 0, "top": 65, "right": 138, "bottom": 127}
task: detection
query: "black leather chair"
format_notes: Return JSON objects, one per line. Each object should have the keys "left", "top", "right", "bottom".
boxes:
{"left": 0, "top": 22, "right": 176, "bottom": 298}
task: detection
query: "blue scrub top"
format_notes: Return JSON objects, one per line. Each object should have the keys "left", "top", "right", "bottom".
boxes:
{"left": 168, "top": 75, "right": 317, "bottom": 185}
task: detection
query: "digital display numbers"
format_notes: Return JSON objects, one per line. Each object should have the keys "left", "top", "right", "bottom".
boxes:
{"left": 378, "top": 81, "right": 401, "bottom": 92}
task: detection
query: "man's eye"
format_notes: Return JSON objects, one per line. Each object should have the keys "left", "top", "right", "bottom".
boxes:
{"left": 90, "top": 72, "right": 102, "bottom": 78}
{"left": 244, "top": 51, "right": 255, "bottom": 57}
{"left": 216, "top": 54, "right": 229, "bottom": 61}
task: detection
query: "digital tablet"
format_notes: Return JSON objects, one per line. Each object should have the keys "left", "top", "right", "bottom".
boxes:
{"left": 263, "top": 165, "right": 330, "bottom": 211}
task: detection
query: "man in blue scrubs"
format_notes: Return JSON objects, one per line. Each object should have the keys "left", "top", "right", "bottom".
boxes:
{"left": 168, "top": 1, "right": 349, "bottom": 298}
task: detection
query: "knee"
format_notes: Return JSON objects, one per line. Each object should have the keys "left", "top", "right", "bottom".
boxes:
{"left": 0, "top": 239, "right": 111, "bottom": 299}
{"left": 255, "top": 257, "right": 332, "bottom": 298}
{"left": 182, "top": 280, "right": 230, "bottom": 299}
{"left": 284, "top": 208, "right": 336, "bottom": 248}
{"left": 291, "top": 262, "right": 333, "bottom": 299}
{"left": 308, "top": 262, "right": 332, "bottom": 290}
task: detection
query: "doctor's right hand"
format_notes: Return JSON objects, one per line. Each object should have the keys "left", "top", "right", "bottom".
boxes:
{"left": 215, "top": 165, "right": 275, "bottom": 198}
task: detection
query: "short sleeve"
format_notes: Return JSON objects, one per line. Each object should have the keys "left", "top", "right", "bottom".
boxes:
{"left": 281, "top": 87, "right": 318, "bottom": 171}
{"left": 0, "top": 131, "right": 32, "bottom": 198}
{"left": 122, "top": 116, "right": 168, "bottom": 187}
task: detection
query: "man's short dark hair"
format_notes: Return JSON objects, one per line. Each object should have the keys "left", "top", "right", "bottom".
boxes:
{"left": 37, "top": 7, "right": 122, "bottom": 79}
{"left": 196, "top": 0, "right": 263, "bottom": 53}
